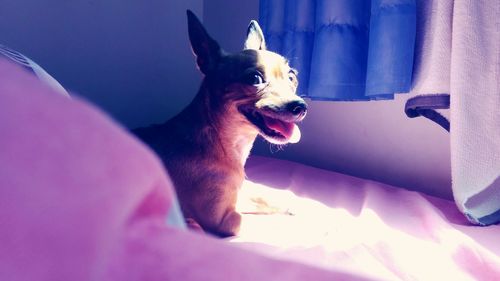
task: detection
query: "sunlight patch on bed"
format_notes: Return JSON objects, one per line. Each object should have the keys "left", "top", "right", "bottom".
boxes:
{"left": 233, "top": 179, "right": 369, "bottom": 249}
{"left": 229, "top": 180, "right": 495, "bottom": 280}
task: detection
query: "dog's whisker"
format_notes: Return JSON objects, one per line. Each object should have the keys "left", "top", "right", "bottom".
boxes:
{"left": 269, "top": 143, "right": 287, "bottom": 153}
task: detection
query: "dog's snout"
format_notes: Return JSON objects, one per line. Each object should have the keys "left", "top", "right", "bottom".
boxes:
{"left": 286, "top": 100, "right": 308, "bottom": 120}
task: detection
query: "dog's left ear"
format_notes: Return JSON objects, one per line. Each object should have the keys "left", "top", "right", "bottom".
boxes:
{"left": 244, "top": 20, "right": 267, "bottom": 50}
{"left": 187, "top": 10, "right": 222, "bottom": 75}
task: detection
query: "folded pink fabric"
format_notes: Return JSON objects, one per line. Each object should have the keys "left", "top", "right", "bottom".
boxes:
{"left": 0, "top": 58, "right": 176, "bottom": 280}
{"left": 0, "top": 59, "right": 370, "bottom": 281}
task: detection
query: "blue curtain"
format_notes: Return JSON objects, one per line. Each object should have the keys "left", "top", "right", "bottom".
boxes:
{"left": 259, "top": 0, "right": 416, "bottom": 101}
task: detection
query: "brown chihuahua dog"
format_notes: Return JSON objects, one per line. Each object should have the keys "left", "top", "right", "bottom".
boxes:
{"left": 134, "top": 11, "right": 307, "bottom": 237}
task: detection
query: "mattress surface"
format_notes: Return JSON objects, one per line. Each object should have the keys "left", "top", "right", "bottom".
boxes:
{"left": 231, "top": 156, "right": 500, "bottom": 280}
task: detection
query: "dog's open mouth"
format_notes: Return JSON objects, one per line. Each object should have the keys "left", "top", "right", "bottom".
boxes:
{"left": 239, "top": 107, "right": 301, "bottom": 144}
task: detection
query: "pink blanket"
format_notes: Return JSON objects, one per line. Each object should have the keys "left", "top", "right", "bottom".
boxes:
{"left": 1, "top": 59, "right": 499, "bottom": 280}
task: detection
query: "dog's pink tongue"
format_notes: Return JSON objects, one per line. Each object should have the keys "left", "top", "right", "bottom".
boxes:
{"left": 264, "top": 118, "right": 301, "bottom": 143}
{"left": 289, "top": 124, "right": 301, "bottom": 143}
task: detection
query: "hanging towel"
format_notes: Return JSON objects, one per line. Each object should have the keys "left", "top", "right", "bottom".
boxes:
{"left": 450, "top": 1, "right": 500, "bottom": 225}
{"left": 407, "top": 0, "right": 500, "bottom": 225}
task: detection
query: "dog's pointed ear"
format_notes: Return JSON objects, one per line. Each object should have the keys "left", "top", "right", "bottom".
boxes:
{"left": 187, "top": 10, "right": 222, "bottom": 74}
{"left": 244, "top": 20, "right": 266, "bottom": 50}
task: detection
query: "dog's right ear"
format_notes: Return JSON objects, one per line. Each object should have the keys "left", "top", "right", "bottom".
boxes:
{"left": 244, "top": 20, "right": 266, "bottom": 50}
{"left": 187, "top": 10, "right": 222, "bottom": 75}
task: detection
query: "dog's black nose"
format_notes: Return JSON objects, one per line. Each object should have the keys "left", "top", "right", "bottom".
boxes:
{"left": 286, "top": 100, "right": 308, "bottom": 119}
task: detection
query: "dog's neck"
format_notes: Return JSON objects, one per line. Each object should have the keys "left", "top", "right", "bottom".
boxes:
{"left": 189, "top": 80, "right": 258, "bottom": 166}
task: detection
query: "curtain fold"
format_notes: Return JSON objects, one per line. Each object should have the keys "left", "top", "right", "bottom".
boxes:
{"left": 260, "top": 0, "right": 416, "bottom": 101}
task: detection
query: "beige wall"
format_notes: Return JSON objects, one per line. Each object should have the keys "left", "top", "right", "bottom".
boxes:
{"left": 0, "top": 0, "right": 452, "bottom": 199}
{"left": 0, "top": 0, "right": 203, "bottom": 129}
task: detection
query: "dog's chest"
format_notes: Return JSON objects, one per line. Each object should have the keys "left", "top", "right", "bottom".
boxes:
{"left": 232, "top": 134, "right": 255, "bottom": 166}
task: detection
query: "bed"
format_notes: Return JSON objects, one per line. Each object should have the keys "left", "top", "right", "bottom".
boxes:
{"left": 235, "top": 156, "right": 500, "bottom": 280}
{"left": 1, "top": 58, "right": 499, "bottom": 281}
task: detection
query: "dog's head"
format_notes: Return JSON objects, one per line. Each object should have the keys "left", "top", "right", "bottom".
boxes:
{"left": 187, "top": 10, "right": 307, "bottom": 145}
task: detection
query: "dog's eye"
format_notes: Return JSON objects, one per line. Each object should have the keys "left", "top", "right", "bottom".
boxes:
{"left": 288, "top": 71, "right": 297, "bottom": 82}
{"left": 246, "top": 72, "right": 265, "bottom": 85}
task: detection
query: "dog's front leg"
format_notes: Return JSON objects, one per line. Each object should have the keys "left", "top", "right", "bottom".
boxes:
{"left": 183, "top": 176, "right": 242, "bottom": 237}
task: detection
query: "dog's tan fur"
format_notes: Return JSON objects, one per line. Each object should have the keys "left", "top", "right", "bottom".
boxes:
{"left": 134, "top": 11, "right": 307, "bottom": 236}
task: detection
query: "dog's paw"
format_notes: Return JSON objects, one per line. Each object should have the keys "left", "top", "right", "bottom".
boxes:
{"left": 217, "top": 210, "right": 242, "bottom": 237}
{"left": 185, "top": 218, "right": 204, "bottom": 233}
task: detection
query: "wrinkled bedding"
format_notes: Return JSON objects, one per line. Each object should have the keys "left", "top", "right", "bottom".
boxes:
{"left": 233, "top": 156, "right": 500, "bottom": 280}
